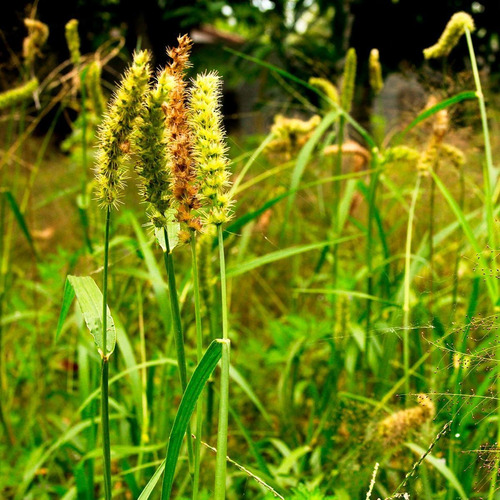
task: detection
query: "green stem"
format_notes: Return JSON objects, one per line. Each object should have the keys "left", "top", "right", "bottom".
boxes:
{"left": 403, "top": 176, "right": 421, "bottom": 403}
{"left": 101, "top": 207, "right": 112, "bottom": 500}
{"left": 214, "top": 224, "right": 230, "bottom": 500}
{"left": 365, "top": 148, "right": 380, "bottom": 367}
{"left": 162, "top": 228, "right": 194, "bottom": 471}
{"left": 332, "top": 116, "right": 345, "bottom": 291}
{"left": 191, "top": 233, "right": 204, "bottom": 500}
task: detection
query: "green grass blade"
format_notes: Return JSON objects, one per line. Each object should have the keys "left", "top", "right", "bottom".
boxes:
{"left": 392, "top": 91, "right": 476, "bottom": 145}
{"left": 68, "top": 275, "right": 116, "bottom": 356}
{"left": 227, "top": 235, "right": 360, "bottom": 277}
{"left": 155, "top": 340, "right": 223, "bottom": 499}
{"left": 431, "top": 169, "right": 497, "bottom": 304}
{"left": 3, "top": 190, "right": 37, "bottom": 258}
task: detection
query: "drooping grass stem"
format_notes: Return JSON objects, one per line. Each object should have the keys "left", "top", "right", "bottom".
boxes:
{"left": 162, "top": 227, "right": 194, "bottom": 471}
{"left": 403, "top": 176, "right": 421, "bottom": 402}
{"left": 214, "top": 224, "right": 230, "bottom": 500}
{"left": 191, "top": 233, "right": 204, "bottom": 499}
{"left": 101, "top": 206, "right": 112, "bottom": 500}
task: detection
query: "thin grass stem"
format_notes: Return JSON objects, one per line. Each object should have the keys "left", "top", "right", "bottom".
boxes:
{"left": 403, "top": 176, "right": 421, "bottom": 402}
{"left": 191, "top": 233, "right": 204, "bottom": 499}
{"left": 101, "top": 206, "right": 112, "bottom": 500}
{"left": 214, "top": 224, "right": 230, "bottom": 500}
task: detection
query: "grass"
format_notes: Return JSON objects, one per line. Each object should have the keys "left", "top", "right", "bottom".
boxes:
{"left": 1, "top": 10, "right": 500, "bottom": 500}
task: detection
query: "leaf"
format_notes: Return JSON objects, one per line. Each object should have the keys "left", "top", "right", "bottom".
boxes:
{"left": 405, "top": 443, "right": 468, "bottom": 500}
{"left": 67, "top": 275, "right": 116, "bottom": 356}
{"left": 155, "top": 219, "right": 180, "bottom": 253}
{"left": 138, "top": 340, "right": 223, "bottom": 499}
{"left": 226, "top": 235, "right": 361, "bottom": 277}
{"left": 3, "top": 190, "right": 37, "bottom": 258}
{"left": 160, "top": 340, "right": 224, "bottom": 499}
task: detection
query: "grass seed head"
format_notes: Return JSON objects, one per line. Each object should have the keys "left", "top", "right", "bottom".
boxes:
{"left": 133, "top": 68, "right": 176, "bottom": 229}
{"left": 23, "top": 18, "right": 49, "bottom": 67}
{"left": 377, "top": 394, "right": 435, "bottom": 446}
{"left": 163, "top": 35, "right": 203, "bottom": 235}
{"left": 423, "top": 12, "right": 475, "bottom": 59}
{"left": 65, "top": 19, "right": 81, "bottom": 67}
{"left": 369, "top": 49, "right": 383, "bottom": 94}
{"left": 341, "top": 48, "right": 357, "bottom": 113}
{"left": 0, "top": 78, "right": 38, "bottom": 110}
{"left": 189, "top": 71, "right": 233, "bottom": 225}
{"left": 309, "top": 77, "right": 339, "bottom": 107}
{"left": 95, "top": 50, "right": 152, "bottom": 209}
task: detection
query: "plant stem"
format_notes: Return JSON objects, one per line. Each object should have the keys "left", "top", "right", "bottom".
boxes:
{"left": 214, "top": 224, "right": 230, "bottom": 500}
{"left": 403, "top": 176, "right": 421, "bottom": 403}
{"left": 191, "top": 233, "right": 204, "bottom": 500}
{"left": 101, "top": 207, "right": 112, "bottom": 500}
{"left": 365, "top": 148, "right": 379, "bottom": 365}
{"left": 162, "top": 228, "right": 194, "bottom": 471}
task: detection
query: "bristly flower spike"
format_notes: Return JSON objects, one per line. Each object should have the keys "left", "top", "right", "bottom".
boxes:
{"left": 341, "top": 48, "right": 357, "bottom": 113}
{"left": 23, "top": 19, "right": 49, "bottom": 67}
{"left": 163, "top": 35, "right": 203, "bottom": 237}
{"left": 189, "top": 71, "right": 233, "bottom": 225}
{"left": 95, "top": 50, "right": 151, "bottom": 209}
{"left": 423, "top": 12, "right": 475, "bottom": 59}
{"left": 133, "top": 67, "right": 175, "bottom": 229}
{"left": 65, "top": 19, "right": 81, "bottom": 67}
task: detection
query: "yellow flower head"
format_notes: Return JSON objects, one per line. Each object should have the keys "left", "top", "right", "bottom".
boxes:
{"left": 23, "top": 19, "right": 49, "bottom": 66}
{"left": 341, "top": 48, "right": 357, "bottom": 113}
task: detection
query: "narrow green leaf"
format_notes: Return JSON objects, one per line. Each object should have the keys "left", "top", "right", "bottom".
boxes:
{"left": 55, "top": 277, "right": 76, "bottom": 342}
{"left": 4, "top": 190, "right": 37, "bottom": 257}
{"left": 138, "top": 341, "right": 223, "bottom": 499}
{"left": 160, "top": 339, "right": 223, "bottom": 499}
{"left": 227, "top": 235, "right": 360, "bottom": 277}
{"left": 405, "top": 443, "right": 468, "bottom": 500}
{"left": 431, "top": 170, "right": 497, "bottom": 304}
{"left": 392, "top": 91, "right": 477, "bottom": 145}
{"left": 68, "top": 275, "right": 116, "bottom": 356}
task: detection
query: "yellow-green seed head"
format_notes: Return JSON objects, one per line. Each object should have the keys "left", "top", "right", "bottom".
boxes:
{"left": 441, "top": 143, "right": 466, "bottom": 169}
{"left": 189, "top": 71, "right": 233, "bottom": 225}
{"left": 378, "top": 394, "right": 435, "bottom": 445}
{"left": 369, "top": 49, "right": 383, "bottom": 94}
{"left": 266, "top": 114, "right": 321, "bottom": 159}
{"left": 133, "top": 68, "right": 175, "bottom": 228}
{"left": 95, "top": 50, "right": 152, "bottom": 209}
{"left": 86, "top": 60, "right": 106, "bottom": 116}
{"left": 423, "top": 12, "right": 475, "bottom": 59}
{"left": 341, "top": 48, "right": 357, "bottom": 113}
{"left": 65, "top": 19, "right": 81, "bottom": 67}
{"left": 0, "top": 78, "right": 38, "bottom": 109}
{"left": 23, "top": 19, "right": 49, "bottom": 66}
{"left": 309, "top": 77, "right": 339, "bottom": 108}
